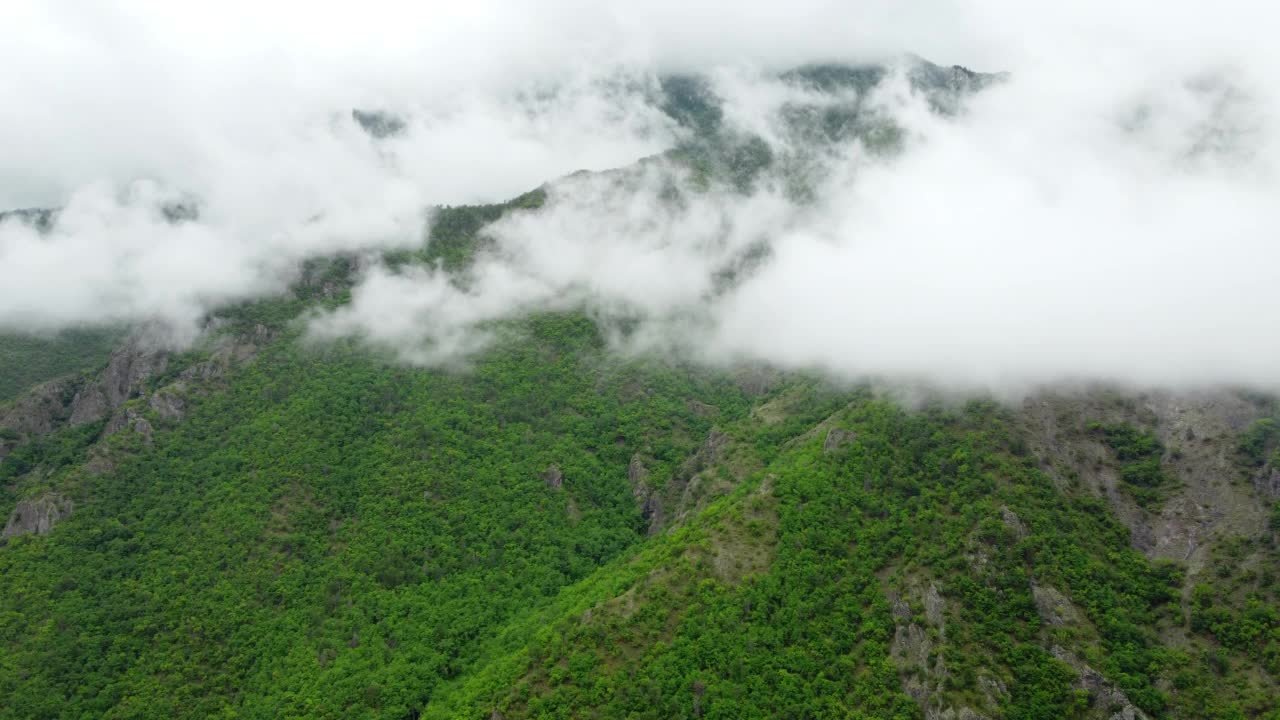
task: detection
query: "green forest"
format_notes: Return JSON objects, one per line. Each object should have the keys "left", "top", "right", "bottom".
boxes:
{"left": 0, "top": 328, "right": 121, "bottom": 402}
{"left": 2, "top": 60, "right": 1279, "bottom": 720}
{"left": 3, "top": 270, "right": 1278, "bottom": 717}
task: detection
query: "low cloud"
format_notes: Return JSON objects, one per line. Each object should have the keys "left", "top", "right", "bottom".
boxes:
{"left": 0, "top": 1, "right": 681, "bottom": 334}
{"left": 5, "top": 1, "right": 1280, "bottom": 390}
{"left": 318, "top": 54, "right": 1280, "bottom": 391}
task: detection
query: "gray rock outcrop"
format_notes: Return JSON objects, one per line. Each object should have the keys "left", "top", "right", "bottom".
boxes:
{"left": 0, "top": 378, "right": 75, "bottom": 437}
{"left": 3, "top": 493, "right": 73, "bottom": 539}
{"left": 1000, "top": 507, "right": 1028, "bottom": 540}
{"left": 889, "top": 580, "right": 982, "bottom": 719}
{"left": 823, "top": 428, "right": 856, "bottom": 454}
{"left": 1018, "top": 388, "right": 1271, "bottom": 574}
{"left": 69, "top": 336, "right": 169, "bottom": 426}
{"left": 627, "top": 454, "right": 663, "bottom": 531}
{"left": 1049, "top": 646, "right": 1149, "bottom": 720}
{"left": 148, "top": 387, "right": 187, "bottom": 421}
{"left": 1255, "top": 465, "right": 1280, "bottom": 501}
{"left": 105, "top": 407, "right": 155, "bottom": 445}
{"left": 1030, "top": 583, "right": 1081, "bottom": 626}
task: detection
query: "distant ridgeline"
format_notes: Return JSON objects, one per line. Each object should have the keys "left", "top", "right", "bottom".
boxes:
{"left": 2, "top": 59, "right": 1277, "bottom": 720}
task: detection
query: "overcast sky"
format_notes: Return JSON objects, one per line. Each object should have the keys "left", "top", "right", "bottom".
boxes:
{"left": 3, "top": 1, "right": 1278, "bottom": 390}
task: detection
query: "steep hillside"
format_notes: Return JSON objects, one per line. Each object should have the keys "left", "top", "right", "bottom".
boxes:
{"left": 0, "top": 328, "right": 122, "bottom": 402}
{"left": 5, "top": 312, "right": 1276, "bottom": 718}
{"left": 1, "top": 59, "right": 1278, "bottom": 720}
{"left": 427, "top": 389, "right": 1279, "bottom": 720}
{"left": 0, "top": 311, "right": 756, "bottom": 717}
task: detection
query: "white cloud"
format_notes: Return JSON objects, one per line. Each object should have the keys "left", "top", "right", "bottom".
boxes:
{"left": 4, "top": 0, "right": 1280, "bottom": 390}
{"left": 0, "top": 1, "right": 685, "bottom": 334}
{"left": 320, "top": 49, "right": 1280, "bottom": 390}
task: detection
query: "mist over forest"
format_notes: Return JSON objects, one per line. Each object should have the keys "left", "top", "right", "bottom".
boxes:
{"left": 3, "top": 3, "right": 1279, "bottom": 719}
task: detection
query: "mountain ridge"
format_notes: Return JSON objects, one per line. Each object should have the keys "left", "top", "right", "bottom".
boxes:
{"left": 1, "top": 57, "right": 1277, "bottom": 720}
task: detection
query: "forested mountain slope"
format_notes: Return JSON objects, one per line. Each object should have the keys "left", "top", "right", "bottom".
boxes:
{"left": 1, "top": 59, "right": 1278, "bottom": 719}
{"left": 0, "top": 328, "right": 122, "bottom": 402}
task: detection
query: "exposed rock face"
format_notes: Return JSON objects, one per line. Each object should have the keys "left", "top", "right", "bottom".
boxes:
{"left": 0, "top": 378, "right": 76, "bottom": 436}
{"left": 542, "top": 464, "right": 563, "bottom": 490}
{"left": 892, "top": 619, "right": 933, "bottom": 672}
{"left": 931, "top": 710, "right": 988, "bottom": 720}
{"left": 69, "top": 336, "right": 169, "bottom": 426}
{"left": 66, "top": 387, "right": 110, "bottom": 427}
{"left": 163, "top": 330, "right": 268, "bottom": 399}
{"left": 823, "top": 428, "right": 856, "bottom": 454}
{"left": 148, "top": 387, "right": 187, "bottom": 421}
{"left": 132, "top": 415, "right": 155, "bottom": 444}
{"left": 639, "top": 494, "right": 663, "bottom": 532}
{"left": 625, "top": 438, "right": 740, "bottom": 536}
{"left": 1255, "top": 465, "right": 1280, "bottom": 501}
{"left": 1, "top": 379, "right": 78, "bottom": 466}
{"left": 83, "top": 447, "right": 116, "bottom": 476}
{"left": 692, "top": 429, "right": 729, "bottom": 467}
{"left": 1018, "top": 388, "right": 1270, "bottom": 575}
{"left": 976, "top": 676, "right": 1009, "bottom": 711}
{"left": 907, "top": 58, "right": 1009, "bottom": 114}
{"left": 3, "top": 493, "right": 73, "bottom": 539}
{"left": 625, "top": 427, "right": 755, "bottom": 537}
{"left": 888, "top": 568, "right": 1151, "bottom": 720}
{"left": 1000, "top": 506, "right": 1028, "bottom": 540}
{"left": 627, "top": 454, "right": 649, "bottom": 486}
{"left": 105, "top": 407, "right": 155, "bottom": 445}
{"left": 1, "top": 323, "right": 267, "bottom": 476}
{"left": 669, "top": 429, "right": 736, "bottom": 525}
{"left": 923, "top": 583, "right": 946, "bottom": 627}
{"left": 0, "top": 320, "right": 273, "bottom": 502}
{"left": 888, "top": 579, "right": 987, "bottom": 720}
{"left": 889, "top": 578, "right": 1011, "bottom": 720}
{"left": 0, "top": 376, "right": 75, "bottom": 453}
{"left": 1049, "top": 646, "right": 1149, "bottom": 720}
{"left": 1030, "top": 583, "right": 1081, "bottom": 626}
{"left": 687, "top": 400, "right": 720, "bottom": 418}
{"left": 627, "top": 454, "right": 663, "bottom": 532}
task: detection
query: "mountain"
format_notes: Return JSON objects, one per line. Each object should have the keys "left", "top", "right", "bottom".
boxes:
{"left": 0, "top": 328, "right": 123, "bottom": 403}
{"left": 1, "top": 60, "right": 1277, "bottom": 720}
